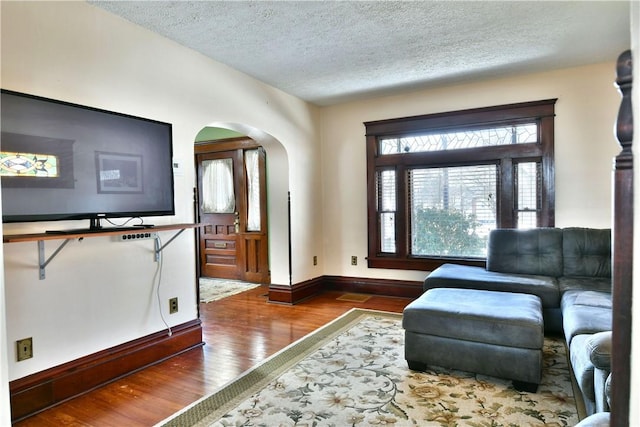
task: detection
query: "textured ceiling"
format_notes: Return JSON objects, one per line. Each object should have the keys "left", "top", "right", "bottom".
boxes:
{"left": 90, "top": 1, "right": 630, "bottom": 106}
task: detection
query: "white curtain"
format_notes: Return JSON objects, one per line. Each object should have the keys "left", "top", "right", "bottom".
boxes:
{"left": 245, "top": 149, "right": 261, "bottom": 231}
{"left": 201, "top": 158, "right": 235, "bottom": 213}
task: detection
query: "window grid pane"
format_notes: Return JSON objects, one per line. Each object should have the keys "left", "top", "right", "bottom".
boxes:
{"left": 409, "top": 165, "right": 496, "bottom": 257}
{"left": 380, "top": 123, "right": 538, "bottom": 155}
{"left": 380, "top": 213, "right": 396, "bottom": 253}
{"left": 518, "top": 211, "right": 538, "bottom": 229}
{"left": 515, "top": 162, "right": 541, "bottom": 229}
{"left": 377, "top": 169, "right": 396, "bottom": 253}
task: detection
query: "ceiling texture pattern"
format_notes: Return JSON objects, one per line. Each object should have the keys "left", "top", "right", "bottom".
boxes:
{"left": 91, "top": 1, "right": 631, "bottom": 106}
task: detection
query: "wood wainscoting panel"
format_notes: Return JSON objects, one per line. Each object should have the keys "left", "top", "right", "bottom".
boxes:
{"left": 9, "top": 319, "right": 203, "bottom": 422}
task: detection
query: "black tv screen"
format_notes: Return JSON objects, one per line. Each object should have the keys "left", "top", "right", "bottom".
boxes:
{"left": 0, "top": 89, "right": 175, "bottom": 229}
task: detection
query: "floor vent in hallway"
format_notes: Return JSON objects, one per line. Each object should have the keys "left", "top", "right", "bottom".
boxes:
{"left": 336, "top": 293, "right": 372, "bottom": 303}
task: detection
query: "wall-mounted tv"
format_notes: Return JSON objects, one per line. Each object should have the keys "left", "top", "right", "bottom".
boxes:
{"left": 0, "top": 89, "right": 175, "bottom": 232}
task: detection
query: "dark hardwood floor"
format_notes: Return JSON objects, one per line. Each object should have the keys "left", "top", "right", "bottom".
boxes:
{"left": 14, "top": 286, "right": 412, "bottom": 426}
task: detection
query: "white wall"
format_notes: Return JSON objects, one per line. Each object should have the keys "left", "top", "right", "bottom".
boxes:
{"left": 0, "top": 1, "right": 322, "bottom": 384}
{"left": 320, "top": 62, "right": 620, "bottom": 281}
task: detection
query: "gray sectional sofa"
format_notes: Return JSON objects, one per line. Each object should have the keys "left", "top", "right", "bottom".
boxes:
{"left": 423, "top": 227, "right": 612, "bottom": 417}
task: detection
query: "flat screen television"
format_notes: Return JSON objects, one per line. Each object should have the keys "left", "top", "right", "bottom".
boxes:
{"left": 0, "top": 89, "right": 175, "bottom": 232}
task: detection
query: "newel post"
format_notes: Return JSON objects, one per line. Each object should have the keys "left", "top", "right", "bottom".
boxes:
{"left": 611, "top": 49, "right": 632, "bottom": 427}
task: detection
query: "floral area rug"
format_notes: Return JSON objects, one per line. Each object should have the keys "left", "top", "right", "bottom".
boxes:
{"left": 199, "top": 277, "right": 261, "bottom": 303}
{"left": 158, "top": 309, "right": 580, "bottom": 426}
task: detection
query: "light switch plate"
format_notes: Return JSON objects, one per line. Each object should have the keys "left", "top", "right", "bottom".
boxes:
{"left": 17, "top": 337, "right": 33, "bottom": 361}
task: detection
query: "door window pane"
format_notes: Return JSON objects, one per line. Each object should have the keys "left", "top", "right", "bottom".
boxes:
{"left": 201, "top": 158, "right": 235, "bottom": 213}
{"left": 245, "top": 149, "right": 261, "bottom": 231}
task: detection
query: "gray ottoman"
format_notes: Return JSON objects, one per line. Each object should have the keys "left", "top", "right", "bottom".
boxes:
{"left": 403, "top": 288, "right": 544, "bottom": 392}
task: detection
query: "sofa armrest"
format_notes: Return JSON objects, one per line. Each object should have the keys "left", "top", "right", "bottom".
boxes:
{"left": 605, "top": 373, "right": 612, "bottom": 409}
{"left": 575, "top": 412, "right": 610, "bottom": 427}
{"left": 586, "top": 331, "right": 612, "bottom": 370}
{"left": 586, "top": 331, "right": 612, "bottom": 413}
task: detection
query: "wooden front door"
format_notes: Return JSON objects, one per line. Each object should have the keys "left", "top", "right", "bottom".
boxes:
{"left": 196, "top": 139, "right": 270, "bottom": 283}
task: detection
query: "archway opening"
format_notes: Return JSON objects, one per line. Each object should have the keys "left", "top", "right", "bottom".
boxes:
{"left": 194, "top": 123, "right": 290, "bottom": 287}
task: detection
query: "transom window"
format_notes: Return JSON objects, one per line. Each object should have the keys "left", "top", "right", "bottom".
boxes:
{"left": 379, "top": 123, "right": 538, "bottom": 154}
{"left": 365, "top": 99, "right": 556, "bottom": 271}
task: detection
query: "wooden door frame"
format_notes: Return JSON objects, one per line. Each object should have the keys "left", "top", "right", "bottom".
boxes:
{"left": 194, "top": 137, "right": 270, "bottom": 283}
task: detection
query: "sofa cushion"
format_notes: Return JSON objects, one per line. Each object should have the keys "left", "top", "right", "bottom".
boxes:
{"left": 561, "top": 290, "right": 612, "bottom": 312}
{"left": 424, "top": 263, "right": 560, "bottom": 308}
{"left": 558, "top": 276, "right": 611, "bottom": 294}
{"left": 562, "top": 228, "right": 611, "bottom": 278}
{"left": 562, "top": 303, "right": 612, "bottom": 344}
{"left": 487, "top": 228, "right": 563, "bottom": 277}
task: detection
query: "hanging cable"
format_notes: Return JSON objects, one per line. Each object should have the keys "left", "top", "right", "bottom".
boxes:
{"left": 153, "top": 234, "right": 172, "bottom": 336}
